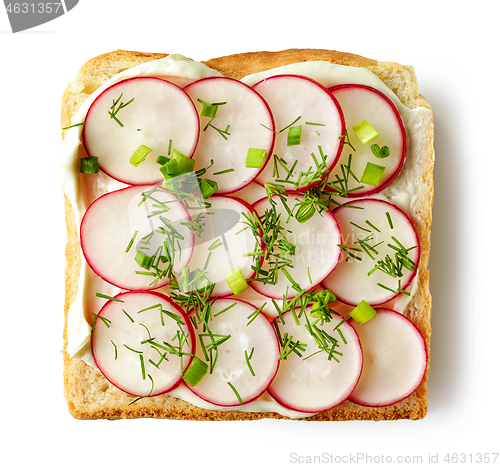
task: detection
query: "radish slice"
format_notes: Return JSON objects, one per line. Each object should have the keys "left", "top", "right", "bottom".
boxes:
{"left": 81, "top": 185, "right": 194, "bottom": 290}
{"left": 184, "top": 77, "right": 275, "bottom": 193}
{"left": 250, "top": 195, "right": 342, "bottom": 300}
{"left": 186, "top": 299, "right": 280, "bottom": 406}
{"left": 83, "top": 77, "right": 199, "bottom": 185}
{"left": 91, "top": 291, "right": 194, "bottom": 397}
{"left": 268, "top": 308, "right": 362, "bottom": 413}
{"left": 178, "top": 196, "right": 263, "bottom": 297}
{"left": 326, "top": 85, "right": 406, "bottom": 197}
{"left": 252, "top": 75, "right": 344, "bottom": 191}
{"left": 349, "top": 308, "right": 427, "bottom": 407}
{"left": 322, "top": 199, "right": 419, "bottom": 306}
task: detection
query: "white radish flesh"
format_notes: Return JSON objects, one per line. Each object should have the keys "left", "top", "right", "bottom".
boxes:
{"left": 184, "top": 77, "right": 275, "bottom": 193}
{"left": 83, "top": 77, "right": 199, "bottom": 185}
{"left": 91, "top": 291, "right": 194, "bottom": 397}
{"left": 250, "top": 195, "right": 342, "bottom": 300}
{"left": 268, "top": 309, "right": 362, "bottom": 413}
{"left": 252, "top": 75, "right": 344, "bottom": 191}
{"left": 322, "top": 199, "right": 420, "bottom": 306}
{"left": 349, "top": 308, "right": 427, "bottom": 407}
{"left": 80, "top": 185, "right": 194, "bottom": 290}
{"left": 186, "top": 299, "right": 280, "bottom": 406}
{"left": 326, "top": 84, "right": 406, "bottom": 196}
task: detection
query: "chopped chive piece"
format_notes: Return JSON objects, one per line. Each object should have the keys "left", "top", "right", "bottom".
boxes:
{"left": 140, "top": 354, "right": 146, "bottom": 380}
{"left": 371, "top": 143, "right": 390, "bottom": 158}
{"left": 245, "top": 348, "right": 255, "bottom": 376}
{"left": 130, "top": 145, "right": 152, "bottom": 167}
{"left": 111, "top": 340, "right": 117, "bottom": 360}
{"left": 108, "top": 93, "right": 134, "bottom": 127}
{"left": 182, "top": 356, "right": 208, "bottom": 386}
{"left": 122, "top": 309, "right": 134, "bottom": 323}
{"left": 352, "top": 120, "right": 379, "bottom": 144}
{"left": 80, "top": 156, "right": 99, "bottom": 174}
{"left": 377, "top": 282, "right": 398, "bottom": 294}
{"left": 295, "top": 203, "right": 315, "bottom": 223}
{"left": 62, "top": 122, "right": 86, "bottom": 130}
{"left": 213, "top": 168, "right": 235, "bottom": 175}
{"left": 135, "top": 250, "right": 154, "bottom": 270}
{"left": 287, "top": 125, "right": 302, "bottom": 146}
{"left": 349, "top": 300, "right": 377, "bottom": 324}
{"left": 91, "top": 313, "right": 111, "bottom": 328}
{"left": 200, "top": 179, "right": 218, "bottom": 198}
{"left": 280, "top": 116, "right": 301, "bottom": 133}
{"left": 95, "top": 293, "right": 124, "bottom": 303}
{"left": 246, "top": 148, "right": 268, "bottom": 168}
{"left": 227, "top": 381, "right": 243, "bottom": 405}
{"left": 225, "top": 267, "right": 249, "bottom": 295}
{"left": 360, "top": 162, "right": 385, "bottom": 187}
{"left": 125, "top": 230, "right": 138, "bottom": 253}
{"left": 156, "top": 155, "right": 170, "bottom": 165}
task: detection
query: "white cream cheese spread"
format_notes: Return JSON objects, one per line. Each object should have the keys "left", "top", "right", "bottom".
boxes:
{"left": 60, "top": 53, "right": 432, "bottom": 419}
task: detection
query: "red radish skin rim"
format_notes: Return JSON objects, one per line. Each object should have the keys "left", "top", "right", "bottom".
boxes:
{"left": 91, "top": 291, "right": 195, "bottom": 397}
{"left": 322, "top": 199, "right": 420, "bottom": 307}
{"left": 80, "top": 185, "right": 194, "bottom": 291}
{"left": 327, "top": 84, "right": 407, "bottom": 197}
{"left": 184, "top": 76, "right": 276, "bottom": 195}
{"left": 82, "top": 77, "right": 200, "bottom": 186}
{"left": 252, "top": 74, "right": 346, "bottom": 192}
{"left": 267, "top": 311, "right": 363, "bottom": 413}
{"left": 249, "top": 194, "right": 342, "bottom": 300}
{"left": 348, "top": 308, "right": 428, "bottom": 407}
{"left": 185, "top": 299, "right": 280, "bottom": 406}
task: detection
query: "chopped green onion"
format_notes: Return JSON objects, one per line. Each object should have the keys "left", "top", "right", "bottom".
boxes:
{"left": 200, "top": 179, "right": 218, "bottom": 198}
{"left": 80, "top": 156, "right": 99, "bottom": 174}
{"left": 352, "top": 120, "right": 379, "bottom": 145}
{"left": 371, "top": 144, "right": 390, "bottom": 158}
{"left": 225, "top": 267, "right": 249, "bottom": 295}
{"left": 182, "top": 356, "right": 208, "bottom": 386}
{"left": 349, "top": 300, "right": 377, "bottom": 324}
{"left": 360, "top": 162, "right": 385, "bottom": 187}
{"left": 287, "top": 125, "right": 302, "bottom": 146}
{"left": 171, "top": 149, "right": 195, "bottom": 174}
{"left": 130, "top": 145, "right": 152, "bottom": 167}
{"left": 227, "top": 381, "right": 243, "bottom": 405}
{"left": 95, "top": 293, "right": 124, "bottom": 303}
{"left": 386, "top": 212, "right": 394, "bottom": 229}
{"left": 246, "top": 148, "right": 268, "bottom": 168}
{"left": 135, "top": 250, "right": 154, "bottom": 270}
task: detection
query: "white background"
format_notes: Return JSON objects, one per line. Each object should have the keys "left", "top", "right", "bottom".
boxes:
{"left": 1, "top": 1, "right": 498, "bottom": 465}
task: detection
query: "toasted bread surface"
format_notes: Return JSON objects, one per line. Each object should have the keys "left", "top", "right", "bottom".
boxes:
{"left": 62, "top": 49, "right": 434, "bottom": 420}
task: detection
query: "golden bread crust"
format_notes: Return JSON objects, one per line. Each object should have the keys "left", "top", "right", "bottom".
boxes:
{"left": 61, "top": 48, "right": 433, "bottom": 421}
